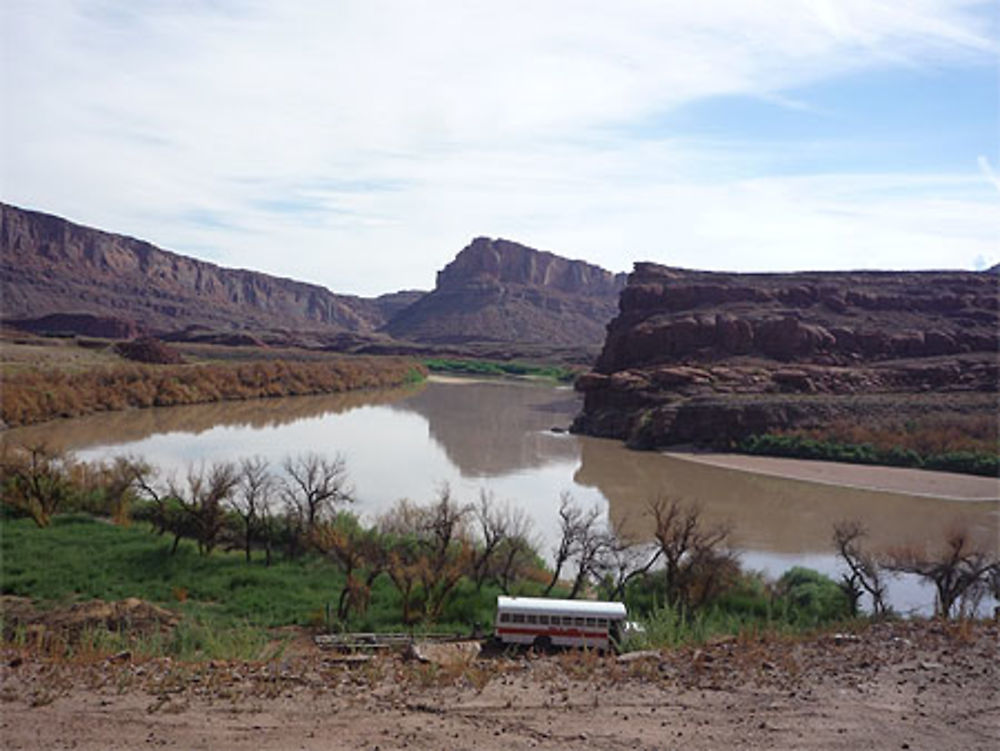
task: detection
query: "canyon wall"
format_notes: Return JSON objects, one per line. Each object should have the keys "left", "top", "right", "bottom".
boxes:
{"left": 573, "top": 262, "right": 999, "bottom": 447}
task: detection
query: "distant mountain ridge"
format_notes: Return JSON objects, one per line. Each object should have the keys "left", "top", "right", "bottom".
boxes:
{"left": 0, "top": 203, "right": 402, "bottom": 335}
{"left": 0, "top": 203, "right": 623, "bottom": 355}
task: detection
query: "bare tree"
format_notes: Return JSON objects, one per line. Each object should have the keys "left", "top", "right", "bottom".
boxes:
{"left": 543, "top": 493, "right": 601, "bottom": 596}
{"left": 595, "top": 522, "right": 662, "bottom": 601}
{"left": 567, "top": 522, "right": 613, "bottom": 600}
{"left": 1, "top": 443, "right": 72, "bottom": 527}
{"left": 377, "top": 487, "right": 472, "bottom": 624}
{"left": 832, "top": 520, "right": 889, "bottom": 617}
{"left": 101, "top": 456, "right": 148, "bottom": 526}
{"left": 649, "top": 497, "right": 737, "bottom": 611}
{"left": 470, "top": 490, "right": 538, "bottom": 590}
{"left": 169, "top": 462, "right": 239, "bottom": 556}
{"left": 230, "top": 457, "right": 274, "bottom": 563}
{"left": 132, "top": 462, "right": 170, "bottom": 536}
{"left": 281, "top": 453, "right": 353, "bottom": 557}
{"left": 416, "top": 486, "right": 472, "bottom": 621}
{"left": 312, "top": 513, "right": 386, "bottom": 621}
{"left": 885, "top": 527, "right": 1000, "bottom": 619}
{"left": 494, "top": 514, "right": 538, "bottom": 595}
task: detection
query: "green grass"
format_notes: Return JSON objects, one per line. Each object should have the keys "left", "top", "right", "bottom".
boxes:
{"left": 423, "top": 357, "right": 578, "bottom": 382}
{"left": 620, "top": 566, "right": 853, "bottom": 650}
{"left": 2, "top": 513, "right": 859, "bottom": 659}
{"left": 1, "top": 514, "right": 344, "bottom": 627}
{"left": 1, "top": 514, "right": 518, "bottom": 636}
{"left": 739, "top": 433, "right": 999, "bottom": 477}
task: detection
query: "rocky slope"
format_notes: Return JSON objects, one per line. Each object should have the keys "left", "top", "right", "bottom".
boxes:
{"left": 385, "top": 237, "right": 626, "bottom": 349}
{"left": 573, "top": 262, "right": 999, "bottom": 447}
{"left": 0, "top": 203, "right": 391, "bottom": 337}
{"left": 2, "top": 205, "right": 623, "bottom": 357}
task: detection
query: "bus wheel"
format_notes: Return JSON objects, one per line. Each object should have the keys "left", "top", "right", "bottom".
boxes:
{"left": 532, "top": 635, "right": 552, "bottom": 653}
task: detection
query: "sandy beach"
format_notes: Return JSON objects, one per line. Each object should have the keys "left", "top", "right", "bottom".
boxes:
{"left": 665, "top": 452, "right": 1000, "bottom": 502}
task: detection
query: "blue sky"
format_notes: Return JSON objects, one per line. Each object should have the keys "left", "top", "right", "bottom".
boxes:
{"left": 1, "top": 0, "right": 997, "bottom": 295}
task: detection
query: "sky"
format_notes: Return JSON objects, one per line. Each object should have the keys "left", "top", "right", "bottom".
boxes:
{"left": 1, "top": 1, "right": 997, "bottom": 296}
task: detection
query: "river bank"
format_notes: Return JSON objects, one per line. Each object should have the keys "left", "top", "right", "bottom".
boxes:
{"left": 665, "top": 451, "right": 1000, "bottom": 501}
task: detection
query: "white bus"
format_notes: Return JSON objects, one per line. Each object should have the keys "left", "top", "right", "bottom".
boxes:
{"left": 494, "top": 596, "right": 628, "bottom": 651}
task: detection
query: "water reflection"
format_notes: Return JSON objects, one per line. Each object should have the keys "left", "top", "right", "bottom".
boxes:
{"left": 1, "top": 379, "right": 598, "bottom": 549}
{"left": 392, "top": 379, "right": 579, "bottom": 477}
{"left": 574, "top": 438, "right": 1000, "bottom": 555}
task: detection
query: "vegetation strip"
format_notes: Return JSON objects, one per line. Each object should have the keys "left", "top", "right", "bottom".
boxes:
{"left": 739, "top": 432, "right": 998, "bottom": 477}
{"left": 5, "top": 446, "right": 996, "bottom": 663}
{"left": 1, "top": 357, "right": 427, "bottom": 427}
{"left": 423, "top": 357, "right": 578, "bottom": 382}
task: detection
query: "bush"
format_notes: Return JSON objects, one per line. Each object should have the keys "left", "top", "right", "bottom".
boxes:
{"left": 776, "top": 567, "right": 851, "bottom": 624}
{"left": 1, "top": 357, "right": 427, "bottom": 427}
{"left": 739, "top": 433, "right": 998, "bottom": 478}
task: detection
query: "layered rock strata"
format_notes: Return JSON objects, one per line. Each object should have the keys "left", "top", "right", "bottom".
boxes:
{"left": 573, "top": 263, "right": 999, "bottom": 447}
{"left": 385, "top": 237, "right": 626, "bottom": 349}
{"left": 1, "top": 203, "right": 385, "bottom": 335}
{"left": 2, "top": 205, "right": 624, "bottom": 356}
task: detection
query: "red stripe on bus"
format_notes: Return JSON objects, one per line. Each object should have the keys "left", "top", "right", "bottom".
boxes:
{"left": 496, "top": 627, "right": 604, "bottom": 639}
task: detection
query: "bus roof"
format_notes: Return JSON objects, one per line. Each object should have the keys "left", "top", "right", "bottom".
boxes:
{"left": 496, "top": 596, "right": 626, "bottom": 619}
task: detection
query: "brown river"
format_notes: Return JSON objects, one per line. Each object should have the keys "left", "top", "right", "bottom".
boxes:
{"left": 4, "top": 376, "right": 997, "bottom": 613}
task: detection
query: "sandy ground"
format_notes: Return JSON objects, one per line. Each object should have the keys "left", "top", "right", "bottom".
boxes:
{"left": 666, "top": 451, "right": 1000, "bottom": 501}
{"left": 2, "top": 621, "right": 997, "bottom": 750}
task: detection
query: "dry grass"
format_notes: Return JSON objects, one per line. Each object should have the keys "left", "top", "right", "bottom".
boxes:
{"left": 784, "top": 414, "right": 998, "bottom": 457}
{"left": 1, "top": 356, "right": 425, "bottom": 427}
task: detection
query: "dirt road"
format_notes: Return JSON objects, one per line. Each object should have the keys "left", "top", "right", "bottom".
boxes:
{"left": 2, "top": 620, "right": 997, "bottom": 750}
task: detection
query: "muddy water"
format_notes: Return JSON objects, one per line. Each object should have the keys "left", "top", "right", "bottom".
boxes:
{"left": 5, "top": 376, "right": 998, "bottom": 612}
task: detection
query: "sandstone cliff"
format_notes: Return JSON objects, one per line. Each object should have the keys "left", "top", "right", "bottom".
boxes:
{"left": 573, "top": 263, "right": 999, "bottom": 447}
{"left": 385, "top": 237, "right": 626, "bottom": 349}
{"left": 1, "top": 203, "right": 387, "bottom": 336}
{"left": 2, "top": 205, "right": 623, "bottom": 358}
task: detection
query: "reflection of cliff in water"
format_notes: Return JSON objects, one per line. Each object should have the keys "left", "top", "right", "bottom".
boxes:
{"left": 0, "top": 384, "right": 426, "bottom": 452}
{"left": 574, "top": 436, "right": 1000, "bottom": 556}
{"left": 392, "top": 379, "right": 581, "bottom": 478}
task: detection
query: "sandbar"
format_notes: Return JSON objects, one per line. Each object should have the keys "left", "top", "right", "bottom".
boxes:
{"left": 665, "top": 451, "right": 1000, "bottom": 501}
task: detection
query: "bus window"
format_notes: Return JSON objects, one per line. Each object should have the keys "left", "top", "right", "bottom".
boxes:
{"left": 574, "top": 617, "right": 585, "bottom": 626}
{"left": 526, "top": 614, "right": 537, "bottom": 624}
{"left": 538, "top": 615, "right": 549, "bottom": 625}
{"left": 564, "top": 616, "right": 574, "bottom": 626}
{"left": 499, "top": 613, "right": 510, "bottom": 623}
{"left": 512, "top": 613, "right": 525, "bottom": 624}
{"left": 597, "top": 618, "right": 607, "bottom": 628}
{"left": 586, "top": 618, "right": 596, "bottom": 627}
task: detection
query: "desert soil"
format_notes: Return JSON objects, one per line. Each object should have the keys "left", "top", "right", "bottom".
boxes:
{"left": 666, "top": 451, "right": 1000, "bottom": 501}
{"left": 1, "top": 620, "right": 997, "bottom": 750}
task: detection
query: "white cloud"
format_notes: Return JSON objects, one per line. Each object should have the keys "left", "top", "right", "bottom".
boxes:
{"left": 1, "top": 1, "right": 997, "bottom": 294}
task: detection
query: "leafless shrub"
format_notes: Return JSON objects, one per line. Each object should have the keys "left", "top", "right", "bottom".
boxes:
{"left": 377, "top": 486, "right": 473, "bottom": 624}
{"left": 281, "top": 452, "right": 353, "bottom": 557}
{"left": 595, "top": 521, "right": 662, "bottom": 601}
{"left": 0, "top": 443, "right": 72, "bottom": 527}
{"left": 832, "top": 520, "right": 889, "bottom": 617}
{"left": 885, "top": 526, "right": 1000, "bottom": 619}
{"left": 311, "top": 513, "right": 385, "bottom": 621}
{"left": 492, "top": 513, "right": 539, "bottom": 595}
{"left": 167, "top": 462, "right": 239, "bottom": 556}
{"left": 470, "top": 490, "right": 512, "bottom": 589}
{"left": 649, "top": 497, "right": 738, "bottom": 611}
{"left": 99, "top": 456, "right": 148, "bottom": 526}
{"left": 543, "top": 492, "right": 602, "bottom": 597}
{"left": 229, "top": 457, "right": 275, "bottom": 563}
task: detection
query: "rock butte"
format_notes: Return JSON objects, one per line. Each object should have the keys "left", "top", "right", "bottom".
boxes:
{"left": 572, "top": 261, "right": 998, "bottom": 447}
